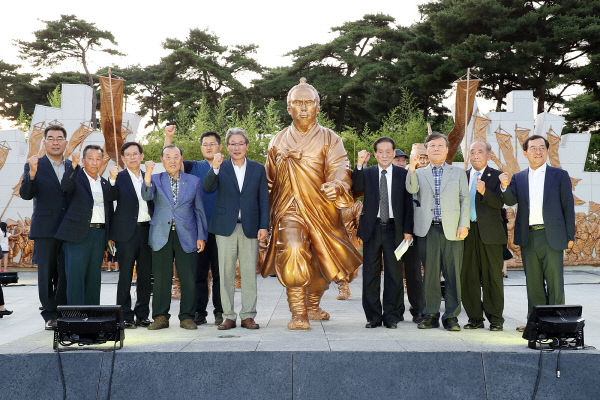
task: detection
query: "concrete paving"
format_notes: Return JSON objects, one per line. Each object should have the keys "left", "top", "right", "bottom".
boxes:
{"left": 1, "top": 267, "right": 599, "bottom": 354}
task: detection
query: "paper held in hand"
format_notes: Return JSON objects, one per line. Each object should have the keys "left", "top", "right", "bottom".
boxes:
{"left": 394, "top": 238, "right": 413, "bottom": 261}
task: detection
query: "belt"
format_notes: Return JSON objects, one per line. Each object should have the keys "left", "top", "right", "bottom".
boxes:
{"left": 89, "top": 223, "right": 105, "bottom": 229}
{"left": 376, "top": 218, "right": 394, "bottom": 225}
{"left": 431, "top": 221, "right": 442, "bottom": 225}
{"left": 136, "top": 221, "right": 150, "bottom": 226}
{"left": 529, "top": 224, "right": 545, "bottom": 231}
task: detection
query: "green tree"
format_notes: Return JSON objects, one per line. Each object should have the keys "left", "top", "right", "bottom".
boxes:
{"left": 420, "top": 0, "right": 600, "bottom": 113}
{"left": 16, "top": 14, "right": 124, "bottom": 126}
{"left": 159, "top": 28, "right": 263, "bottom": 122}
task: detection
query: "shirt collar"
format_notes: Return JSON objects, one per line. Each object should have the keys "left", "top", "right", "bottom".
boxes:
{"left": 168, "top": 172, "right": 181, "bottom": 182}
{"left": 529, "top": 163, "right": 547, "bottom": 175}
{"left": 431, "top": 162, "right": 446, "bottom": 171}
{"left": 232, "top": 158, "right": 247, "bottom": 169}
{"left": 84, "top": 169, "right": 100, "bottom": 182}
{"left": 378, "top": 164, "right": 393, "bottom": 174}
{"left": 127, "top": 168, "right": 142, "bottom": 181}
{"left": 50, "top": 157, "right": 65, "bottom": 167}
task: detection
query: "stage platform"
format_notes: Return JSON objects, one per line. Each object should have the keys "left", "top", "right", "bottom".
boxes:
{"left": 1, "top": 268, "right": 599, "bottom": 399}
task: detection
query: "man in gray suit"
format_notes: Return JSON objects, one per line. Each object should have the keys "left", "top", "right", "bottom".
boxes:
{"left": 406, "top": 133, "right": 470, "bottom": 331}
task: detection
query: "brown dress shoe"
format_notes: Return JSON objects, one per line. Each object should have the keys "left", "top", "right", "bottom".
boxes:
{"left": 148, "top": 316, "right": 169, "bottom": 330}
{"left": 516, "top": 325, "right": 526, "bottom": 332}
{"left": 180, "top": 318, "right": 197, "bottom": 330}
{"left": 217, "top": 318, "right": 236, "bottom": 330}
{"left": 241, "top": 318, "right": 260, "bottom": 329}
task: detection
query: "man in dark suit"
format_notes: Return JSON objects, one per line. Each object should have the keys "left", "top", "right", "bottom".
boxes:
{"left": 20, "top": 125, "right": 72, "bottom": 330}
{"left": 142, "top": 145, "right": 207, "bottom": 330}
{"left": 352, "top": 137, "right": 413, "bottom": 329}
{"left": 108, "top": 142, "right": 153, "bottom": 328}
{"left": 55, "top": 145, "right": 116, "bottom": 305}
{"left": 499, "top": 135, "right": 575, "bottom": 322}
{"left": 461, "top": 141, "right": 507, "bottom": 331}
{"left": 204, "top": 127, "right": 269, "bottom": 331}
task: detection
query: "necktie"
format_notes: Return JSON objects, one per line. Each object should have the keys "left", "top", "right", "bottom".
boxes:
{"left": 379, "top": 169, "right": 389, "bottom": 222}
{"left": 470, "top": 171, "right": 481, "bottom": 222}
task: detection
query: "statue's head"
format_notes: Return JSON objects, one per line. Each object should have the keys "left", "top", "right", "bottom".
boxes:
{"left": 287, "top": 77, "right": 320, "bottom": 131}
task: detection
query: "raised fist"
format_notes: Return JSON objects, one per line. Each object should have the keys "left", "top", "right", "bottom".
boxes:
{"left": 212, "top": 153, "right": 224, "bottom": 169}
{"left": 109, "top": 165, "right": 119, "bottom": 180}
{"left": 145, "top": 161, "right": 155, "bottom": 174}
{"left": 71, "top": 152, "right": 80, "bottom": 168}
{"left": 357, "top": 150, "right": 370, "bottom": 167}
{"left": 408, "top": 151, "right": 419, "bottom": 172}
{"left": 165, "top": 125, "right": 176, "bottom": 139}
{"left": 27, "top": 156, "right": 39, "bottom": 177}
{"left": 475, "top": 175, "right": 485, "bottom": 195}
{"left": 498, "top": 172, "right": 510, "bottom": 189}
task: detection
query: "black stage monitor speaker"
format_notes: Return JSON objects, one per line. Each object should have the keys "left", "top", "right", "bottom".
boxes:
{"left": 523, "top": 305, "right": 585, "bottom": 350}
{"left": 0, "top": 272, "right": 18, "bottom": 285}
{"left": 54, "top": 305, "right": 125, "bottom": 350}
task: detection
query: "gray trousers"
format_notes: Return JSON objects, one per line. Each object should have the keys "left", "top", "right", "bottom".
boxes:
{"left": 216, "top": 224, "right": 258, "bottom": 321}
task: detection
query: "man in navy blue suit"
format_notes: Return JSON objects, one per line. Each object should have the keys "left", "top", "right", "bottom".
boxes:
{"left": 499, "top": 135, "right": 575, "bottom": 324}
{"left": 204, "top": 127, "right": 269, "bottom": 331}
{"left": 55, "top": 145, "right": 116, "bottom": 306}
{"left": 20, "top": 125, "right": 72, "bottom": 330}
{"left": 108, "top": 142, "right": 153, "bottom": 328}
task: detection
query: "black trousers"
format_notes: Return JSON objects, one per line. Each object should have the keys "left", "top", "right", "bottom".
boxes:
{"left": 0, "top": 285, "right": 4, "bottom": 306}
{"left": 152, "top": 230, "right": 197, "bottom": 321}
{"left": 116, "top": 224, "right": 152, "bottom": 321}
{"left": 362, "top": 220, "right": 404, "bottom": 324}
{"left": 33, "top": 238, "right": 66, "bottom": 321}
{"left": 194, "top": 233, "right": 222, "bottom": 317}
{"left": 460, "top": 221, "right": 504, "bottom": 325}
{"left": 402, "top": 238, "right": 424, "bottom": 317}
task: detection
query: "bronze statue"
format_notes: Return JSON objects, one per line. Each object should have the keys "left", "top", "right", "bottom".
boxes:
{"left": 261, "top": 78, "right": 362, "bottom": 330}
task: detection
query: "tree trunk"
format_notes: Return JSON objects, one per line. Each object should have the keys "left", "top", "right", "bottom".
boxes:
{"left": 336, "top": 94, "right": 347, "bottom": 131}
{"left": 537, "top": 86, "right": 546, "bottom": 115}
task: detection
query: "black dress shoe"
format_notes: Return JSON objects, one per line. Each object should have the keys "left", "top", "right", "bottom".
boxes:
{"left": 135, "top": 318, "right": 151, "bottom": 327}
{"left": 0, "top": 309, "right": 13, "bottom": 317}
{"left": 464, "top": 321, "right": 485, "bottom": 329}
{"left": 214, "top": 312, "right": 224, "bottom": 326}
{"left": 194, "top": 313, "right": 207, "bottom": 326}
{"left": 417, "top": 317, "right": 440, "bottom": 329}
{"left": 444, "top": 319, "right": 461, "bottom": 331}
{"left": 489, "top": 324, "right": 503, "bottom": 331}
{"left": 365, "top": 321, "right": 382, "bottom": 328}
{"left": 383, "top": 322, "right": 397, "bottom": 329}
{"left": 124, "top": 320, "right": 137, "bottom": 329}
{"left": 412, "top": 315, "right": 424, "bottom": 324}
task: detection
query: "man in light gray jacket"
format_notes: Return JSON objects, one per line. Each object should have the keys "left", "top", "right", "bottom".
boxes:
{"left": 406, "top": 133, "right": 469, "bottom": 331}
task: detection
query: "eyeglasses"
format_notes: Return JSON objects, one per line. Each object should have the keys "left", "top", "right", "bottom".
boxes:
{"left": 527, "top": 146, "right": 547, "bottom": 153}
{"left": 123, "top": 152, "right": 141, "bottom": 158}
{"left": 227, "top": 142, "right": 247, "bottom": 148}
{"left": 45, "top": 137, "right": 65, "bottom": 143}
{"left": 201, "top": 143, "right": 220, "bottom": 148}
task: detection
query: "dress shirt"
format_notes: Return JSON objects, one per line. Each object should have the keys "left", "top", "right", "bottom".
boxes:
{"left": 377, "top": 164, "right": 394, "bottom": 219}
{"left": 84, "top": 169, "right": 105, "bottom": 224}
{"left": 431, "top": 163, "right": 445, "bottom": 222}
{"left": 49, "top": 157, "right": 66, "bottom": 181}
{"left": 127, "top": 168, "right": 151, "bottom": 222}
{"left": 528, "top": 163, "right": 546, "bottom": 225}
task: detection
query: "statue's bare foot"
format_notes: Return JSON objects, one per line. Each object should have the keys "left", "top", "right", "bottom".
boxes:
{"left": 336, "top": 282, "right": 350, "bottom": 300}
{"left": 288, "top": 315, "right": 310, "bottom": 330}
{"left": 308, "top": 307, "right": 330, "bottom": 320}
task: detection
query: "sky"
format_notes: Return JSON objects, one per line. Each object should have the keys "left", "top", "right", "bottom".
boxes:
{"left": 1, "top": 0, "right": 486, "bottom": 132}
